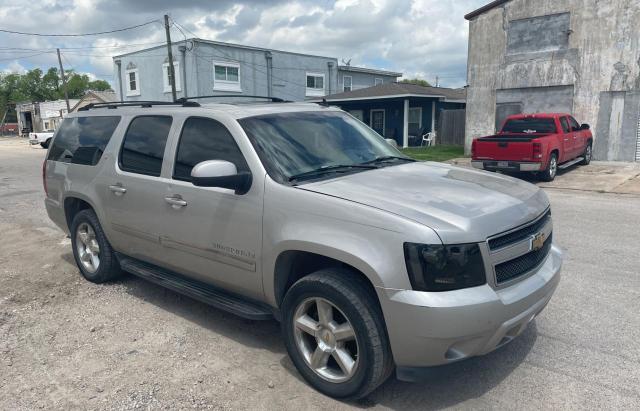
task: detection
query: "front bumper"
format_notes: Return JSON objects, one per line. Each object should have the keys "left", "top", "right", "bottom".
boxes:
{"left": 378, "top": 244, "right": 562, "bottom": 374}
{"left": 472, "top": 160, "right": 541, "bottom": 172}
{"left": 29, "top": 139, "right": 40, "bottom": 145}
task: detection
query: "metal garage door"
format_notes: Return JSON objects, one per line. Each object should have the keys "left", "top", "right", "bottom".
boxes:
{"left": 495, "top": 85, "right": 574, "bottom": 132}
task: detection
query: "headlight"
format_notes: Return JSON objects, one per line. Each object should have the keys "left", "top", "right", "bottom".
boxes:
{"left": 403, "top": 242, "right": 487, "bottom": 292}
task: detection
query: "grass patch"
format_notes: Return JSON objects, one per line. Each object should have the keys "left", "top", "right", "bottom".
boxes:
{"left": 401, "top": 145, "right": 465, "bottom": 162}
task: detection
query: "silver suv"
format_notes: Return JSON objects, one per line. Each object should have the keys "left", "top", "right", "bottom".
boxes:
{"left": 44, "top": 100, "right": 562, "bottom": 399}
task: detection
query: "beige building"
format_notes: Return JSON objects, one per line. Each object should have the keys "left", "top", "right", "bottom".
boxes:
{"left": 464, "top": 0, "right": 640, "bottom": 161}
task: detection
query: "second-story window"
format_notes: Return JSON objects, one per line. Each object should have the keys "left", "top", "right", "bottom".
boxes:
{"left": 125, "top": 69, "right": 140, "bottom": 97}
{"left": 343, "top": 76, "right": 352, "bottom": 92}
{"left": 306, "top": 73, "right": 325, "bottom": 97}
{"left": 163, "top": 61, "right": 181, "bottom": 93}
{"left": 213, "top": 61, "right": 241, "bottom": 92}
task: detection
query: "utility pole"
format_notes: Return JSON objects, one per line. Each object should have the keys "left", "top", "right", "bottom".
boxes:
{"left": 164, "top": 14, "right": 177, "bottom": 102}
{"left": 56, "top": 48, "right": 71, "bottom": 112}
{"left": 435, "top": 76, "right": 439, "bottom": 88}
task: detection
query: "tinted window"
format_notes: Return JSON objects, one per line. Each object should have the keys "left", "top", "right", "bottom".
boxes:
{"left": 48, "top": 116, "right": 121, "bottom": 165}
{"left": 120, "top": 116, "right": 172, "bottom": 176}
{"left": 174, "top": 117, "right": 248, "bottom": 181}
{"left": 568, "top": 116, "right": 580, "bottom": 131}
{"left": 560, "top": 117, "right": 570, "bottom": 133}
{"left": 501, "top": 118, "right": 557, "bottom": 134}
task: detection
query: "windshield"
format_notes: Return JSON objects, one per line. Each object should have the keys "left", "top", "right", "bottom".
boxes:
{"left": 239, "top": 111, "right": 407, "bottom": 183}
{"left": 501, "top": 118, "right": 557, "bottom": 134}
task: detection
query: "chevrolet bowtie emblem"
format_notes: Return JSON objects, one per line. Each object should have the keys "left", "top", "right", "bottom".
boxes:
{"left": 532, "top": 232, "right": 546, "bottom": 251}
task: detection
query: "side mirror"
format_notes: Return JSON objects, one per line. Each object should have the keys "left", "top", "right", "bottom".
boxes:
{"left": 580, "top": 123, "right": 590, "bottom": 130}
{"left": 190, "top": 160, "right": 252, "bottom": 194}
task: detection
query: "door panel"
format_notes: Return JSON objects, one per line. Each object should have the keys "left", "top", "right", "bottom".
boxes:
{"left": 559, "top": 116, "right": 573, "bottom": 162}
{"left": 154, "top": 116, "right": 264, "bottom": 300}
{"left": 568, "top": 116, "right": 585, "bottom": 158}
{"left": 99, "top": 115, "right": 174, "bottom": 263}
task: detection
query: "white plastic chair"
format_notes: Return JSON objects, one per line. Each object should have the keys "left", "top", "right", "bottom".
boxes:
{"left": 421, "top": 131, "right": 436, "bottom": 147}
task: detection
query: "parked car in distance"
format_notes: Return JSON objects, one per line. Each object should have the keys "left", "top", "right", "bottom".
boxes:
{"left": 29, "top": 130, "right": 55, "bottom": 148}
{"left": 471, "top": 113, "right": 593, "bottom": 181}
{"left": 43, "top": 100, "right": 562, "bottom": 399}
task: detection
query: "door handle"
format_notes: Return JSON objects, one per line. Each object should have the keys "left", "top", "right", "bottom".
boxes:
{"left": 165, "top": 196, "right": 187, "bottom": 209}
{"left": 108, "top": 184, "right": 127, "bottom": 196}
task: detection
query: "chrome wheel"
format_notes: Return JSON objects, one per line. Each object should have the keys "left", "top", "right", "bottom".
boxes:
{"left": 75, "top": 222, "right": 100, "bottom": 273}
{"left": 293, "top": 297, "right": 359, "bottom": 383}
{"left": 549, "top": 156, "right": 557, "bottom": 178}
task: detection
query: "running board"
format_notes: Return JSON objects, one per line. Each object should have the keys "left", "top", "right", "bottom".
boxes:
{"left": 558, "top": 157, "right": 584, "bottom": 169}
{"left": 117, "top": 255, "right": 274, "bottom": 321}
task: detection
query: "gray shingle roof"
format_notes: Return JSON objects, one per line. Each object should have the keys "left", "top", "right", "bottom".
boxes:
{"left": 323, "top": 82, "right": 466, "bottom": 102}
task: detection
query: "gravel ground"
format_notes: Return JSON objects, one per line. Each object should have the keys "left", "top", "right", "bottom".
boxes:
{"left": 1, "top": 137, "right": 639, "bottom": 410}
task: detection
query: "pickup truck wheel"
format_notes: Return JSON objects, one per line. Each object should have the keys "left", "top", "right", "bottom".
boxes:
{"left": 580, "top": 143, "right": 592, "bottom": 165}
{"left": 540, "top": 153, "right": 558, "bottom": 182}
{"left": 70, "top": 209, "right": 123, "bottom": 283}
{"left": 40, "top": 138, "right": 51, "bottom": 149}
{"left": 282, "top": 269, "right": 393, "bottom": 399}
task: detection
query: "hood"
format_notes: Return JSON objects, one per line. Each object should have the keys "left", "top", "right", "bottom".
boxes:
{"left": 299, "top": 162, "right": 549, "bottom": 244}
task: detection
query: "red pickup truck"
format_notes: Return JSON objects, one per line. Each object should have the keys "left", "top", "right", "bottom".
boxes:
{"left": 471, "top": 113, "right": 593, "bottom": 181}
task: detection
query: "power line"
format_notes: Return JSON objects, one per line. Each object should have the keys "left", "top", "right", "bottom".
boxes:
{"left": 0, "top": 19, "right": 161, "bottom": 37}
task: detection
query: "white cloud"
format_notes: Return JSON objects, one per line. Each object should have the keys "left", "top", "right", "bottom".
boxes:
{"left": 0, "top": 0, "right": 487, "bottom": 87}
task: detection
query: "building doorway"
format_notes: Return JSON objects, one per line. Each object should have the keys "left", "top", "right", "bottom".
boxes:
{"left": 370, "top": 109, "right": 385, "bottom": 136}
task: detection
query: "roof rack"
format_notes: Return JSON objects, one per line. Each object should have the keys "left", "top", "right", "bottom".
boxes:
{"left": 176, "top": 95, "right": 289, "bottom": 103}
{"left": 78, "top": 100, "right": 200, "bottom": 111}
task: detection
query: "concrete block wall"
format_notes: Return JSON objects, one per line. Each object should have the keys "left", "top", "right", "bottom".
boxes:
{"left": 465, "top": 0, "right": 640, "bottom": 160}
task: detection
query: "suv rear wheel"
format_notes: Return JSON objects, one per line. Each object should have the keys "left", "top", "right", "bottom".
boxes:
{"left": 282, "top": 269, "right": 393, "bottom": 399}
{"left": 70, "top": 209, "right": 123, "bottom": 283}
{"left": 40, "top": 138, "right": 51, "bottom": 149}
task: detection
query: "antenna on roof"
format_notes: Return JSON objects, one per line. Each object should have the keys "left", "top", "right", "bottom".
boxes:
{"left": 341, "top": 58, "right": 351, "bottom": 66}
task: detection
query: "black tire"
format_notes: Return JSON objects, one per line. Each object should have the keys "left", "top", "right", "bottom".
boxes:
{"left": 282, "top": 269, "right": 393, "bottom": 399}
{"left": 540, "top": 152, "right": 558, "bottom": 182}
{"left": 580, "top": 142, "right": 592, "bottom": 165}
{"left": 40, "top": 138, "right": 51, "bottom": 149}
{"left": 70, "top": 209, "right": 123, "bottom": 283}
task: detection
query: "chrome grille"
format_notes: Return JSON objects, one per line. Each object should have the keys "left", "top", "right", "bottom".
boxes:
{"left": 495, "top": 234, "right": 552, "bottom": 284}
{"left": 488, "top": 209, "right": 551, "bottom": 250}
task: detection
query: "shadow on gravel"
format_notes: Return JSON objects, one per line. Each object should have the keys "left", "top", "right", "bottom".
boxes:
{"left": 117, "top": 274, "right": 285, "bottom": 354}
{"left": 361, "top": 321, "right": 539, "bottom": 410}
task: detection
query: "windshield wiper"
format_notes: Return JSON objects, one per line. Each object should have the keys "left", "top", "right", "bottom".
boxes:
{"left": 361, "top": 155, "right": 415, "bottom": 165}
{"left": 288, "top": 164, "right": 377, "bottom": 182}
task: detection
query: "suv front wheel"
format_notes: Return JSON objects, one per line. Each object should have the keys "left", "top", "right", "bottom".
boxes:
{"left": 70, "top": 209, "right": 123, "bottom": 283}
{"left": 282, "top": 269, "right": 393, "bottom": 399}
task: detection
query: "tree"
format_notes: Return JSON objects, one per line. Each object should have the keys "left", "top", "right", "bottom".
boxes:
{"left": 400, "top": 78, "right": 432, "bottom": 87}
{"left": 0, "top": 67, "right": 112, "bottom": 122}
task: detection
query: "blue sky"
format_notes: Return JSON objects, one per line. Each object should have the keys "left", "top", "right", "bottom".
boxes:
{"left": 0, "top": 0, "right": 486, "bottom": 88}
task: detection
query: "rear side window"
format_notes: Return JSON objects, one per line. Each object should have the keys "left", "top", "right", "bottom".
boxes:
{"left": 560, "top": 117, "right": 570, "bottom": 133}
{"left": 501, "top": 118, "right": 557, "bottom": 134}
{"left": 120, "top": 116, "right": 173, "bottom": 176}
{"left": 173, "top": 117, "right": 248, "bottom": 181}
{"left": 48, "top": 116, "right": 121, "bottom": 165}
